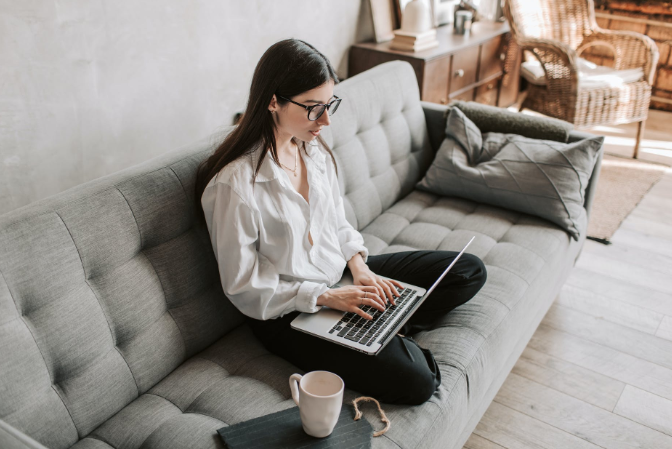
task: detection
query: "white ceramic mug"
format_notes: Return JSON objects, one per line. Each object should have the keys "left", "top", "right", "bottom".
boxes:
{"left": 289, "top": 371, "right": 344, "bottom": 438}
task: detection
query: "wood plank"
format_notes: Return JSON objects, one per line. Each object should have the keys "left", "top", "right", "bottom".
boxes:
{"left": 613, "top": 385, "right": 672, "bottom": 437}
{"left": 543, "top": 303, "right": 672, "bottom": 371}
{"left": 511, "top": 346, "right": 625, "bottom": 411}
{"left": 631, "top": 193, "right": 672, "bottom": 224}
{"left": 610, "top": 227, "right": 672, "bottom": 259}
{"left": 656, "top": 315, "right": 672, "bottom": 342}
{"left": 463, "top": 433, "right": 507, "bottom": 449}
{"left": 620, "top": 214, "right": 672, "bottom": 241}
{"left": 473, "top": 401, "right": 601, "bottom": 449}
{"left": 494, "top": 373, "right": 672, "bottom": 449}
{"left": 575, "top": 250, "right": 672, "bottom": 295}
{"left": 565, "top": 267, "right": 672, "bottom": 316}
{"left": 647, "top": 171, "right": 672, "bottom": 191}
{"left": 555, "top": 283, "right": 663, "bottom": 335}
{"left": 528, "top": 324, "right": 672, "bottom": 402}
{"left": 582, "top": 238, "right": 672, "bottom": 277}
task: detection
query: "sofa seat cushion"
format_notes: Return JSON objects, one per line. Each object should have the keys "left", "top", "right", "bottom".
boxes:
{"left": 355, "top": 188, "right": 583, "bottom": 447}
{"left": 71, "top": 188, "right": 582, "bottom": 449}
{"left": 70, "top": 325, "right": 371, "bottom": 449}
{"left": 69, "top": 326, "right": 293, "bottom": 449}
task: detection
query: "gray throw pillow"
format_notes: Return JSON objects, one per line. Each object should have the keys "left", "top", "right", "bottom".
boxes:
{"left": 416, "top": 107, "right": 603, "bottom": 241}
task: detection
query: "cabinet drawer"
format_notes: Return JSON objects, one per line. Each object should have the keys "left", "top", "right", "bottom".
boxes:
{"left": 479, "top": 35, "right": 504, "bottom": 81}
{"left": 449, "top": 48, "right": 479, "bottom": 94}
{"left": 421, "top": 56, "right": 451, "bottom": 104}
{"left": 475, "top": 78, "right": 500, "bottom": 106}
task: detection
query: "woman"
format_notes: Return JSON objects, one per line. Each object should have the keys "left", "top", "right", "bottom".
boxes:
{"left": 195, "top": 39, "right": 487, "bottom": 405}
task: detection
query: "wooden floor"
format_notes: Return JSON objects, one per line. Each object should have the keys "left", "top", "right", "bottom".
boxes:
{"left": 463, "top": 110, "right": 672, "bottom": 449}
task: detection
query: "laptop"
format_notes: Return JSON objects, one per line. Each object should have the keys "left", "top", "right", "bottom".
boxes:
{"left": 291, "top": 236, "right": 475, "bottom": 356}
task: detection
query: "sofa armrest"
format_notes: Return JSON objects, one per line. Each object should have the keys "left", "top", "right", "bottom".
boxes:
{"left": 422, "top": 100, "right": 574, "bottom": 144}
{"left": 569, "top": 130, "right": 604, "bottom": 219}
{"left": 0, "top": 420, "right": 48, "bottom": 449}
{"left": 421, "top": 101, "right": 451, "bottom": 153}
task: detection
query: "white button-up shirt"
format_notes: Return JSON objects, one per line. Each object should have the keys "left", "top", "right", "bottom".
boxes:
{"left": 201, "top": 139, "right": 369, "bottom": 321}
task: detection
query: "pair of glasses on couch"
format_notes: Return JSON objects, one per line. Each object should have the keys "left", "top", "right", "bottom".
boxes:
{"left": 277, "top": 95, "right": 341, "bottom": 121}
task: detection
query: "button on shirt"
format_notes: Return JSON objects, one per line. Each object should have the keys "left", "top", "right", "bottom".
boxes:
{"left": 201, "top": 139, "right": 370, "bottom": 321}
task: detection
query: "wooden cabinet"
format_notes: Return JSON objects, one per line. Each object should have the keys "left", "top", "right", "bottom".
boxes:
{"left": 475, "top": 79, "right": 499, "bottom": 105}
{"left": 450, "top": 48, "right": 479, "bottom": 95}
{"left": 349, "top": 21, "right": 521, "bottom": 108}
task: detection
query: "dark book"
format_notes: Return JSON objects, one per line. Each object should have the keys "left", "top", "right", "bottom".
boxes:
{"left": 217, "top": 404, "right": 373, "bottom": 448}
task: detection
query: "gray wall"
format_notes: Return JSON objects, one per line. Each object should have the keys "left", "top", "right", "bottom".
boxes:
{"left": 0, "top": 1, "right": 373, "bottom": 214}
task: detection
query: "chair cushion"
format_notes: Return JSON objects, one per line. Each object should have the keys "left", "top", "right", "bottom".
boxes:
{"left": 521, "top": 57, "right": 644, "bottom": 89}
{"left": 415, "top": 108, "right": 602, "bottom": 241}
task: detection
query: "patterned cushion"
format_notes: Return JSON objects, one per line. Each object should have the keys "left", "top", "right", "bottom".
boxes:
{"left": 416, "top": 107, "right": 602, "bottom": 240}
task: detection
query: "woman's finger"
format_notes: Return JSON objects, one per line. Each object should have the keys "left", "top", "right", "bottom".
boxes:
{"left": 359, "top": 287, "right": 385, "bottom": 308}
{"left": 351, "top": 305, "right": 372, "bottom": 320}
{"left": 385, "top": 279, "right": 399, "bottom": 306}
{"left": 384, "top": 280, "right": 399, "bottom": 306}
{"left": 390, "top": 279, "right": 405, "bottom": 291}
{"left": 375, "top": 284, "right": 386, "bottom": 304}
{"left": 364, "top": 297, "right": 385, "bottom": 313}
{"left": 386, "top": 279, "right": 401, "bottom": 296}
{"left": 379, "top": 278, "right": 394, "bottom": 303}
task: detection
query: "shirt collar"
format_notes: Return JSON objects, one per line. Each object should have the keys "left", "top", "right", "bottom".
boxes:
{"left": 251, "top": 140, "right": 325, "bottom": 182}
{"left": 305, "top": 139, "right": 326, "bottom": 173}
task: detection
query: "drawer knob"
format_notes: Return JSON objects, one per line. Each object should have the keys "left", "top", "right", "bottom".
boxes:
{"left": 454, "top": 69, "right": 465, "bottom": 78}
{"left": 440, "top": 98, "right": 447, "bottom": 104}
{"left": 500, "top": 53, "right": 506, "bottom": 61}
{"left": 487, "top": 83, "right": 494, "bottom": 90}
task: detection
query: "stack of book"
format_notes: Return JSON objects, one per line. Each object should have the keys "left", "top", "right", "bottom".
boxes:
{"left": 389, "top": 28, "right": 439, "bottom": 52}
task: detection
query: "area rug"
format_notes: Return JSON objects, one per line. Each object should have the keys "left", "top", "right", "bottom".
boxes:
{"left": 587, "top": 154, "right": 667, "bottom": 243}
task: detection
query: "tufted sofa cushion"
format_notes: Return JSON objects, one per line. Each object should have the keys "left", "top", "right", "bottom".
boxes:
{"left": 358, "top": 190, "right": 584, "bottom": 447}
{"left": 65, "top": 191, "right": 583, "bottom": 449}
{"left": 0, "top": 131, "right": 244, "bottom": 449}
{"left": 320, "top": 61, "right": 435, "bottom": 233}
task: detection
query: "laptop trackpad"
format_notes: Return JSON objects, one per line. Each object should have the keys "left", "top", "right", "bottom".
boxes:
{"left": 292, "top": 306, "right": 342, "bottom": 333}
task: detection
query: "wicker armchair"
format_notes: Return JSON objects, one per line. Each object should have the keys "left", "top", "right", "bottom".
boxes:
{"left": 503, "top": 0, "right": 659, "bottom": 158}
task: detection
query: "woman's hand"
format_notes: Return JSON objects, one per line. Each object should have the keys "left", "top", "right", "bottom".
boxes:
{"left": 317, "top": 286, "right": 387, "bottom": 320}
{"left": 350, "top": 264, "right": 403, "bottom": 307}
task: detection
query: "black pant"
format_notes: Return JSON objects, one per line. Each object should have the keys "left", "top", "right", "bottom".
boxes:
{"left": 246, "top": 250, "right": 487, "bottom": 405}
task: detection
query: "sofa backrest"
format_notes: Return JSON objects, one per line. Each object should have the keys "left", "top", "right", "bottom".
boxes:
{"left": 0, "top": 130, "right": 244, "bottom": 447}
{"left": 324, "top": 60, "right": 434, "bottom": 231}
{"left": 0, "top": 60, "right": 432, "bottom": 448}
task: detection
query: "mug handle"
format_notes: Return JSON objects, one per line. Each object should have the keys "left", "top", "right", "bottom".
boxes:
{"left": 289, "top": 374, "right": 302, "bottom": 407}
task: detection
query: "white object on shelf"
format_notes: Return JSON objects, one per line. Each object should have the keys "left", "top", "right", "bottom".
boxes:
{"left": 391, "top": 0, "right": 439, "bottom": 52}
{"left": 400, "top": 0, "right": 433, "bottom": 34}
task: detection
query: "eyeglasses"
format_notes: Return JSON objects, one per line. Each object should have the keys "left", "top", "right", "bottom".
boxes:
{"left": 277, "top": 95, "right": 341, "bottom": 121}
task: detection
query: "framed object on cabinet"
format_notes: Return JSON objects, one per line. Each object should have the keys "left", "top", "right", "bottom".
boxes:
{"left": 370, "top": 0, "right": 397, "bottom": 42}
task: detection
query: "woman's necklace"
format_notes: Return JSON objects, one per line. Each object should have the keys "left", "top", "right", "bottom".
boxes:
{"left": 279, "top": 141, "right": 298, "bottom": 177}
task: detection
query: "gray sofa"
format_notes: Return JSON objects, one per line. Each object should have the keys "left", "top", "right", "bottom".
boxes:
{"left": 0, "top": 61, "right": 603, "bottom": 449}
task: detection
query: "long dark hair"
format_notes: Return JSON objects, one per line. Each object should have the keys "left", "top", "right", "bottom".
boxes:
{"left": 194, "top": 39, "right": 340, "bottom": 224}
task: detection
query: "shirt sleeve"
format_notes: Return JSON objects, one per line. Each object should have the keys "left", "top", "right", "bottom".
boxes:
{"left": 202, "top": 181, "right": 328, "bottom": 321}
{"left": 327, "top": 155, "right": 369, "bottom": 264}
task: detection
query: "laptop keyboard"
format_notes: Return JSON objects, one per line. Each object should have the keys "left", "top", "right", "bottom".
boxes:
{"left": 328, "top": 286, "right": 418, "bottom": 347}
